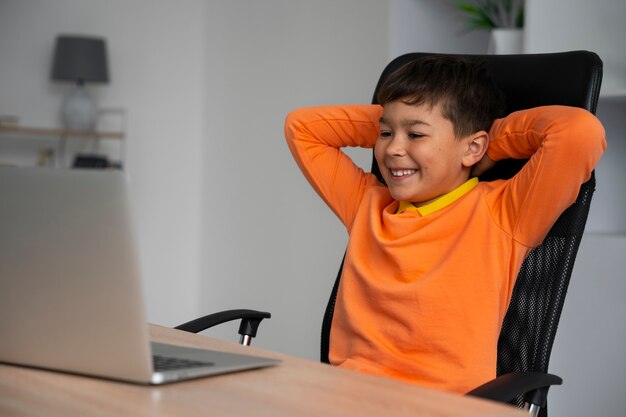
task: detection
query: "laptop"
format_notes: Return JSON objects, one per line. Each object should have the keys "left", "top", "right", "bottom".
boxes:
{"left": 0, "top": 167, "right": 279, "bottom": 384}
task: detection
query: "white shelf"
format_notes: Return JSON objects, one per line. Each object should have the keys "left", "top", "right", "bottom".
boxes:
{"left": 0, "top": 125, "right": 125, "bottom": 168}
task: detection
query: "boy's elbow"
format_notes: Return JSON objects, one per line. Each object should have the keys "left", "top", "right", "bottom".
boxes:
{"left": 284, "top": 110, "right": 304, "bottom": 144}
{"left": 559, "top": 108, "right": 607, "bottom": 176}
{"left": 569, "top": 107, "right": 607, "bottom": 155}
{"left": 547, "top": 106, "right": 606, "bottom": 153}
{"left": 284, "top": 109, "right": 298, "bottom": 132}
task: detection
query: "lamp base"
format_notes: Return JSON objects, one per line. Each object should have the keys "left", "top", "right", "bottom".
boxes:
{"left": 62, "top": 85, "right": 98, "bottom": 131}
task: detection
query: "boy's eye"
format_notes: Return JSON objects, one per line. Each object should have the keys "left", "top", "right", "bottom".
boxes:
{"left": 408, "top": 132, "right": 425, "bottom": 139}
{"left": 379, "top": 131, "right": 392, "bottom": 138}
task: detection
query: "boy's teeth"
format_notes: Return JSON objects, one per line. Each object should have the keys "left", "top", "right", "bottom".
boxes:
{"left": 391, "top": 169, "right": 416, "bottom": 177}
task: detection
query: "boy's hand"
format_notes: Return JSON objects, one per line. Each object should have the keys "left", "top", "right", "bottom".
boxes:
{"left": 471, "top": 154, "right": 496, "bottom": 178}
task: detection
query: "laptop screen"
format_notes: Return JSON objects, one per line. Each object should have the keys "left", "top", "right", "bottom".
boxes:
{"left": 0, "top": 168, "right": 154, "bottom": 382}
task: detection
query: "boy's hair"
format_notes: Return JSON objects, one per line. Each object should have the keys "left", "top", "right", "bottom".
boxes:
{"left": 376, "top": 55, "right": 505, "bottom": 138}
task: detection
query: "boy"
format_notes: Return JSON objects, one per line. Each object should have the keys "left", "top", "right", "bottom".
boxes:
{"left": 284, "top": 56, "right": 606, "bottom": 394}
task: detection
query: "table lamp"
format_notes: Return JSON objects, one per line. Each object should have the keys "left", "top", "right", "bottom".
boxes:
{"left": 51, "top": 35, "right": 109, "bottom": 132}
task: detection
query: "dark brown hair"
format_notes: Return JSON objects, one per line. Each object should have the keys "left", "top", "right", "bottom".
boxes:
{"left": 376, "top": 55, "right": 505, "bottom": 138}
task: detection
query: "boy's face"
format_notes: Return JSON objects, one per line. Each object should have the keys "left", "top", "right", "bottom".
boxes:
{"left": 374, "top": 100, "right": 473, "bottom": 206}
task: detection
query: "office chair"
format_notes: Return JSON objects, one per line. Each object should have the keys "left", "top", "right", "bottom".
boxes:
{"left": 319, "top": 51, "right": 603, "bottom": 417}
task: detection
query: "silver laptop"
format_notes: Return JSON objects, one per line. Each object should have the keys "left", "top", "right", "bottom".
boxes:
{"left": 0, "top": 167, "right": 279, "bottom": 384}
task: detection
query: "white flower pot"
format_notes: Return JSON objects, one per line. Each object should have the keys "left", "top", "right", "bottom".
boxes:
{"left": 487, "top": 28, "right": 524, "bottom": 55}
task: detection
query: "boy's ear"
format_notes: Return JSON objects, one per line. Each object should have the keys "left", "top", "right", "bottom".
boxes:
{"left": 462, "top": 131, "right": 489, "bottom": 168}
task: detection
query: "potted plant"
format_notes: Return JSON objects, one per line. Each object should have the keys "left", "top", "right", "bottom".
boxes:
{"left": 455, "top": 0, "right": 525, "bottom": 54}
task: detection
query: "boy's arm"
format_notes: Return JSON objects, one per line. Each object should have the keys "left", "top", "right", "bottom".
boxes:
{"left": 284, "top": 105, "right": 383, "bottom": 229}
{"left": 485, "top": 105, "right": 606, "bottom": 247}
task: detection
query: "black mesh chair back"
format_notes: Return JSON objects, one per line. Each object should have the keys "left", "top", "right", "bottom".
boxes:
{"left": 320, "top": 51, "right": 603, "bottom": 416}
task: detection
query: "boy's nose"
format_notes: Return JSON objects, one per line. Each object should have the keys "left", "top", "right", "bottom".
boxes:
{"left": 385, "top": 136, "right": 407, "bottom": 157}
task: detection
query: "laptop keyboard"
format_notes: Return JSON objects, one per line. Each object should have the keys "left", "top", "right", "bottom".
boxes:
{"left": 153, "top": 355, "right": 215, "bottom": 372}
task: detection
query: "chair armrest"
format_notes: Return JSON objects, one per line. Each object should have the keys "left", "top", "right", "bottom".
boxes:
{"left": 175, "top": 309, "right": 271, "bottom": 340}
{"left": 466, "top": 372, "right": 562, "bottom": 407}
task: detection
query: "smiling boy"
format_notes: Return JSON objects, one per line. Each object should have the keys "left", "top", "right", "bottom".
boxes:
{"left": 284, "top": 56, "right": 606, "bottom": 394}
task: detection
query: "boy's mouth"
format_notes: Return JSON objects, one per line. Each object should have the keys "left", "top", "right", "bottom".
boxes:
{"left": 390, "top": 169, "right": 417, "bottom": 177}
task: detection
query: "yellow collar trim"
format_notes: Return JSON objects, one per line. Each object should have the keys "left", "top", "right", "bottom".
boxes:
{"left": 397, "top": 177, "right": 479, "bottom": 216}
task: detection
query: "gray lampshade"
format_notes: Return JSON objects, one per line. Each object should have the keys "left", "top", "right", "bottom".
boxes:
{"left": 51, "top": 35, "right": 109, "bottom": 84}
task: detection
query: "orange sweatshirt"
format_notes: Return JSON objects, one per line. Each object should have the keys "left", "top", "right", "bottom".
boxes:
{"left": 284, "top": 105, "right": 606, "bottom": 394}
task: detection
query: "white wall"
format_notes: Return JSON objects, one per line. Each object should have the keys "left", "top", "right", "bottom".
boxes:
{"left": 524, "top": 1, "right": 626, "bottom": 416}
{"left": 0, "top": 0, "right": 390, "bottom": 360}
{"left": 549, "top": 234, "right": 626, "bottom": 417}
{"left": 198, "top": 0, "right": 389, "bottom": 359}
{"left": 0, "top": 0, "right": 206, "bottom": 326}
{"left": 593, "top": 100, "right": 626, "bottom": 233}
{"left": 389, "top": 0, "right": 491, "bottom": 57}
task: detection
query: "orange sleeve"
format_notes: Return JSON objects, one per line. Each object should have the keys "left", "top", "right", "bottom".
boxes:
{"left": 284, "top": 105, "right": 383, "bottom": 229}
{"left": 486, "top": 105, "right": 606, "bottom": 247}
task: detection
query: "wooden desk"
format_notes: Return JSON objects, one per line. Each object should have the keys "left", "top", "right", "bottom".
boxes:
{"left": 0, "top": 324, "right": 527, "bottom": 417}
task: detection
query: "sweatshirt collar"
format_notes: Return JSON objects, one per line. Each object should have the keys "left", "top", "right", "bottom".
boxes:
{"left": 396, "top": 177, "right": 479, "bottom": 216}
